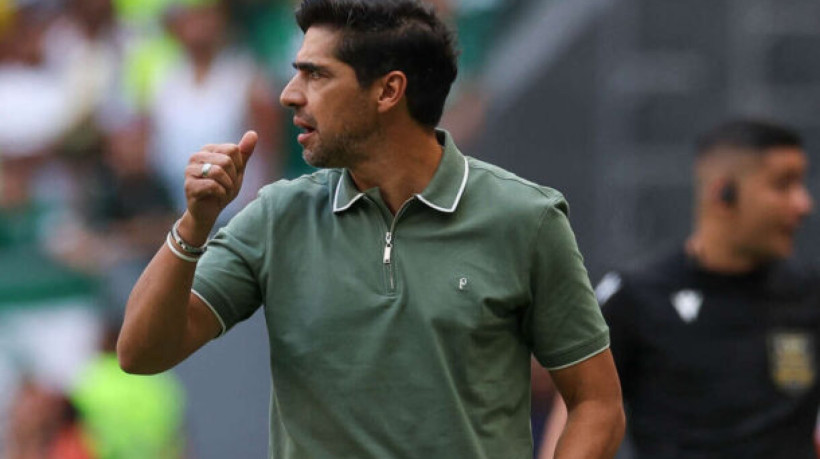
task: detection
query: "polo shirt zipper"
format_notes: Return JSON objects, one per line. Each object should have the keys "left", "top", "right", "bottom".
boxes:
{"left": 383, "top": 232, "right": 394, "bottom": 290}
{"left": 383, "top": 199, "right": 414, "bottom": 292}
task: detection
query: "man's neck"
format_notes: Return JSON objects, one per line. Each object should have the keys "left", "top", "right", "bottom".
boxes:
{"left": 686, "top": 229, "right": 763, "bottom": 274}
{"left": 348, "top": 125, "right": 443, "bottom": 214}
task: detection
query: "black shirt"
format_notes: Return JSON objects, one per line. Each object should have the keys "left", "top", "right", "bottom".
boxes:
{"left": 601, "top": 248, "right": 820, "bottom": 458}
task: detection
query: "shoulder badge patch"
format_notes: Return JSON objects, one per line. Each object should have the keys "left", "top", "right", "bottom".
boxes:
{"left": 768, "top": 331, "right": 816, "bottom": 395}
{"left": 671, "top": 289, "right": 703, "bottom": 323}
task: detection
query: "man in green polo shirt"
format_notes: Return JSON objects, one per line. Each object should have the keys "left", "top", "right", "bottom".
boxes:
{"left": 118, "top": 0, "right": 625, "bottom": 457}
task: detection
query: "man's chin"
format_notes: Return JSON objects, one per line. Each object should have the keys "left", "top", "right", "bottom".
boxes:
{"left": 302, "top": 148, "right": 328, "bottom": 168}
{"left": 777, "top": 242, "right": 795, "bottom": 259}
{"left": 767, "top": 239, "right": 795, "bottom": 260}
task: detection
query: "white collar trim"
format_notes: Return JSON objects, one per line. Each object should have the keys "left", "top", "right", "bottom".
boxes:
{"left": 332, "top": 172, "right": 365, "bottom": 213}
{"left": 332, "top": 156, "right": 469, "bottom": 214}
{"left": 415, "top": 156, "right": 469, "bottom": 213}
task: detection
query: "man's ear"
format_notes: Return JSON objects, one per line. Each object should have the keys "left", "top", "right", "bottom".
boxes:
{"left": 376, "top": 71, "right": 407, "bottom": 114}
{"left": 709, "top": 177, "right": 738, "bottom": 208}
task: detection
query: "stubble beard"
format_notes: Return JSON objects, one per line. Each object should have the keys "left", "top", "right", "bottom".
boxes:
{"left": 303, "top": 119, "right": 380, "bottom": 170}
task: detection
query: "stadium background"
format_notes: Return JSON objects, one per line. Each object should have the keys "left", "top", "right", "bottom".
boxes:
{"left": 2, "top": 0, "right": 820, "bottom": 457}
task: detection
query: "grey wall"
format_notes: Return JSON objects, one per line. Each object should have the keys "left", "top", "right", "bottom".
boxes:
{"left": 176, "top": 310, "right": 270, "bottom": 458}
{"left": 473, "top": 0, "right": 820, "bottom": 281}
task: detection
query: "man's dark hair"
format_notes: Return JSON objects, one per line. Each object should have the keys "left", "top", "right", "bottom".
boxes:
{"left": 696, "top": 119, "right": 803, "bottom": 158}
{"left": 295, "top": 0, "right": 458, "bottom": 128}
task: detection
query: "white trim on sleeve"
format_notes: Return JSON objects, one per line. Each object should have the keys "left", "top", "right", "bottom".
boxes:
{"left": 192, "top": 289, "right": 227, "bottom": 338}
{"left": 544, "top": 343, "right": 610, "bottom": 371}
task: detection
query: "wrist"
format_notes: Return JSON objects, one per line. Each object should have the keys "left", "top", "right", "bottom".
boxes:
{"left": 177, "top": 212, "right": 214, "bottom": 247}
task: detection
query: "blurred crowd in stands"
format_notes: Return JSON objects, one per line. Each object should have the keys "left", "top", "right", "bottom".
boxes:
{"left": 0, "top": 0, "right": 508, "bottom": 456}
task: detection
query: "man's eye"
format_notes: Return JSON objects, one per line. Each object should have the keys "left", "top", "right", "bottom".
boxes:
{"left": 309, "top": 70, "right": 322, "bottom": 79}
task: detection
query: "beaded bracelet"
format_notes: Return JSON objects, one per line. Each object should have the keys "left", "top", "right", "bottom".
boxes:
{"left": 171, "top": 220, "right": 208, "bottom": 255}
{"left": 166, "top": 233, "right": 201, "bottom": 263}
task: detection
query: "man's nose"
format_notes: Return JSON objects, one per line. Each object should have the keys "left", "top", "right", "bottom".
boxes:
{"left": 280, "top": 76, "right": 306, "bottom": 109}
{"left": 795, "top": 186, "right": 813, "bottom": 217}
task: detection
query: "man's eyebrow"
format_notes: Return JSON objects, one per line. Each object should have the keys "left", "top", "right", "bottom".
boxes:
{"left": 292, "top": 61, "right": 330, "bottom": 74}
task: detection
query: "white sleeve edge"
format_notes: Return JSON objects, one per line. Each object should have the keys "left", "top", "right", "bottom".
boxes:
{"left": 192, "top": 289, "right": 227, "bottom": 338}
{"left": 545, "top": 343, "right": 610, "bottom": 371}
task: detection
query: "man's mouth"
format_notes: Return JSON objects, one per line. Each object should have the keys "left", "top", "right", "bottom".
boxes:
{"left": 293, "top": 117, "right": 315, "bottom": 131}
{"left": 293, "top": 117, "right": 316, "bottom": 145}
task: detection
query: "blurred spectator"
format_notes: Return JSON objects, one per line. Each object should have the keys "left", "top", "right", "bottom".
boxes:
{"left": 0, "top": 5, "right": 102, "bottom": 452}
{"left": 42, "top": 0, "right": 125, "bottom": 133}
{"left": 0, "top": 0, "right": 128, "bottom": 164}
{"left": 0, "top": 3, "right": 73, "bottom": 158}
{"left": 0, "top": 151, "right": 101, "bottom": 456}
{"left": 113, "top": 0, "right": 179, "bottom": 111}
{"left": 3, "top": 379, "right": 91, "bottom": 459}
{"left": 50, "top": 116, "right": 176, "bottom": 308}
{"left": 148, "top": 0, "right": 280, "bottom": 221}
{"left": 92, "top": 117, "right": 175, "bottom": 303}
{"left": 3, "top": 318, "right": 187, "bottom": 459}
{"left": 70, "top": 316, "right": 187, "bottom": 459}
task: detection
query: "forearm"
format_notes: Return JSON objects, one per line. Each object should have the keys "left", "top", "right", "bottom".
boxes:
{"left": 117, "top": 213, "right": 211, "bottom": 374}
{"left": 117, "top": 244, "right": 198, "bottom": 373}
{"left": 118, "top": 132, "right": 258, "bottom": 374}
{"left": 553, "top": 399, "right": 625, "bottom": 459}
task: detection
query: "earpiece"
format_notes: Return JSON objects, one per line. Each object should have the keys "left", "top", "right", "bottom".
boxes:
{"left": 720, "top": 182, "right": 737, "bottom": 205}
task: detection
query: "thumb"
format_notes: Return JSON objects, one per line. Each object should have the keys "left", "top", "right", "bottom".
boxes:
{"left": 237, "top": 130, "right": 258, "bottom": 171}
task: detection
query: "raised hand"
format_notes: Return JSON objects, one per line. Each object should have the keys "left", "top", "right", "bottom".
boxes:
{"left": 179, "top": 131, "right": 258, "bottom": 244}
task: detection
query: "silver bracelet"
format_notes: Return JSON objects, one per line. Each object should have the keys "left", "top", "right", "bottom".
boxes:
{"left": 171, "top": 220, "right": 208, "bottom": 255}
{"left": 166, "top": 233, "right": 201, "bottom": 263}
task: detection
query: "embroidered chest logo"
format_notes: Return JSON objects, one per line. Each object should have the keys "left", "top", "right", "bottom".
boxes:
{"left": 768, "top": 331, "right": 816, "bottom": 395}
{"left": 671, "top": 289, "right": 703, "bottom": 323}
{"left": 458, "top": 277, "right": 469, "bottom": 291}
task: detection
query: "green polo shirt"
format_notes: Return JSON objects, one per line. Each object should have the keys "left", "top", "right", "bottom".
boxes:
{"left": 193, "top": 131, "right": 609, "bottom": 459}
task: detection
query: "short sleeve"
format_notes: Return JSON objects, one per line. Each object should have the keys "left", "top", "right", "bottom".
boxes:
{"left": 526, "top": 199, "right": 610, "bottom": 370}
{"left": 192, "top": 196, "right": 267, "bottom": 336}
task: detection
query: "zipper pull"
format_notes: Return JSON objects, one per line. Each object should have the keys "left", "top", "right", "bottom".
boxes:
{"left": 383, "top": 232, "right": 393, "bottom": 264}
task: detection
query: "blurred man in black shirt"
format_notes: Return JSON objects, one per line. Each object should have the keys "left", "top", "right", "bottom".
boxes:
{"left": 597, "top": 119, "right": 817, "bottom": 458}
{"left": 540, "top": 119, "right": 819, "bottom": 458}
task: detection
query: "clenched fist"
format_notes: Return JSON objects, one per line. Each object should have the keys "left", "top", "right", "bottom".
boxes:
{"left": 178, "top": 131, "right": 258, "bottom": 244}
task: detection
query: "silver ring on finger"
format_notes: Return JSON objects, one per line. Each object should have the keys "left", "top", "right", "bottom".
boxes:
{"left": 200, "top": 162, "right": 213, "bottom": 178}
